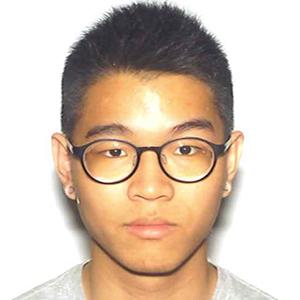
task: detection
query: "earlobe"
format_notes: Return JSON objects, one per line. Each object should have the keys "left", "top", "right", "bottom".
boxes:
{"left": 51, "top": 132, "right": 76, "bottom": 200}
{"left": 222, "top": 182, "right": 232, "bottom": 198}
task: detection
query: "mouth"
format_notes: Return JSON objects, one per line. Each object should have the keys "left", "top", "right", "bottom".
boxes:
{"left": 124, "top": 218, "right": 177, "bottom": 239}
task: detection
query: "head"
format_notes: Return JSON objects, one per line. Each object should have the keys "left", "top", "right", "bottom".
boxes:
{"left": 52, "top": 2, "right": 243, "bottom": 275}
{"left": 61, "top": 2, "right": 234, "bottom": 142}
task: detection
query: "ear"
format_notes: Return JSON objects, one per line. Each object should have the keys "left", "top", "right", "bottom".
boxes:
{"left": 222, "top": 131, "right": 244, "bottom": 198}
{"left": 51, "top": 132, "right": 76, "bottom": 201}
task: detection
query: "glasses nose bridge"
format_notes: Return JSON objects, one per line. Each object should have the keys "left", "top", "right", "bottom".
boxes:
{"left": 136, "top": 146, "right": 161, "bottom": 159}
{"left": 134, "top": 145, "right": 166, "bottom": 178}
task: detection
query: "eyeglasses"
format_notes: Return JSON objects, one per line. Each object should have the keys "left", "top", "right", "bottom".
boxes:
{"left": 67, "top": 136, "right": 232, "bottom": 184}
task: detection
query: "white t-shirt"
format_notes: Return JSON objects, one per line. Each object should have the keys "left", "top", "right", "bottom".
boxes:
{"left": 13, "top": 262, "right": 277, "bottom": 300}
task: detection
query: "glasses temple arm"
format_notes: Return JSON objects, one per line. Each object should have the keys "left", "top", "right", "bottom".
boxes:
{"left": 66, "top": 141, "right": 74, "bottom": 154}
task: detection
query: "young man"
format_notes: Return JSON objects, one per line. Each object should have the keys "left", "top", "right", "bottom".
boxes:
{"left": 15, "top": 2, "right": 276, "bottom": 300}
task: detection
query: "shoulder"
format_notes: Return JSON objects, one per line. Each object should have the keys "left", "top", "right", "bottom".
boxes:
{"left": 213, "top": 266, "right": 277, "bottom": 300}
{"left": 13, "top": 263, "right": 85, "bottom": 300}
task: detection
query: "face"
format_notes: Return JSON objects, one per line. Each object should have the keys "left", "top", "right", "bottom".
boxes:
{"left": 52, "top": 72, "right": 243, "bottom": 275}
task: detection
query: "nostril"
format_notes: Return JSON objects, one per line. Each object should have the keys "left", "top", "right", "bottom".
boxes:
{"left": 137, "top": 194, "right": 169, "bottom": 201}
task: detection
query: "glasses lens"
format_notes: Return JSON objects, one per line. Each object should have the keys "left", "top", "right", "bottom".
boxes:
{"left": 83, "top": 140, "right": 137, "bottom": 183}
{"left": 161, "top": 138, "right": 215, "bottom": 182}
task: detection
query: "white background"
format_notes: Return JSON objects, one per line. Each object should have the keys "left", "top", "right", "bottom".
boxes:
{"left": 1, "top": 1, "right": 299, "bottom": 299}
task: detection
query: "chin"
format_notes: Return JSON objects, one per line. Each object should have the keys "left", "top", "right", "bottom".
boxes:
{"left": 91, "top": 228, "right": 207, "bottom": 276}
{"left": 119, "top": 257, "right": 185, "bottom": 276}
{"left": 112, "top": 244, "right": 201, "bottom": 277}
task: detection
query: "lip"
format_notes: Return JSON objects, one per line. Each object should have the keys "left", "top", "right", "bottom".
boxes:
{"left": 124, "top": 218, "right": 177, "bottom": 239}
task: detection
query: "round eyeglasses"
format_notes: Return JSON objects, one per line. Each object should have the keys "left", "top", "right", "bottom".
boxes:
{"left": 67, "top": 136, "right": 232, "bottom": 184}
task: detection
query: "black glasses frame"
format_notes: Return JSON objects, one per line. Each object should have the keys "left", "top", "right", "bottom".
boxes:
{"left": 67, "top": 136, "right": 232, "bottom": 184}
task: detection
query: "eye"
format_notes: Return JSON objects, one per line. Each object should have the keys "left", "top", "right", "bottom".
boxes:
{"left": 104, "top": 148, "right": 127, "bottom": 158}
{"left": 174, "top": 145, "right": 199, "bottom": 155}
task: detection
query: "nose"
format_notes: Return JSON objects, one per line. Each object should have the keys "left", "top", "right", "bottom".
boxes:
{"left": 127, "top": 150, "right": 174, "bottom": 202}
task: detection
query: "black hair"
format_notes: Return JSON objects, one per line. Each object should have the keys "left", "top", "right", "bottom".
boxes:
{"left": 61, "top": 1, "right": 234, "bottom": 142}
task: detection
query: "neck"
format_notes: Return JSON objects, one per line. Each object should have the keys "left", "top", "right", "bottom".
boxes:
{"left": 82, "top": 240, "right": 218, "bottom": 300}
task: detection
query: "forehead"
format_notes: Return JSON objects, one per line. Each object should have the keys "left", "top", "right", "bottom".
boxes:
{"left": 73, "top": 72, "right": 224, "bottom": 143}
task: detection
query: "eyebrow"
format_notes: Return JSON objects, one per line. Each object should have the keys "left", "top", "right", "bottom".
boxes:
{"left": 85, "top": 123, "right": 133, "bottom": 139}
{"left": 170, "top": 118, "right": 215, "bottom": 135}
{"left": 85, "top": 118, "right": 215, "bottom": 139}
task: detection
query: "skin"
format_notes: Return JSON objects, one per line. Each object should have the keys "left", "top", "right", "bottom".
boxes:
{"left": 51, "top": 72, "right": 244, "bottom": 300}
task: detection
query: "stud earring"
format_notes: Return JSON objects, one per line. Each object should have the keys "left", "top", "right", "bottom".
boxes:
{"left": 224, "top": 183, "right": 231, "bottom": 193}
{"left": 65, "top": 185, "right": 74, "bottom": 198}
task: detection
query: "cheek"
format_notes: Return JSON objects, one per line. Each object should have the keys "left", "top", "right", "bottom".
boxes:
{"left": 77, "top": 184, "right": 131, "bottom": 248}
{"left": 175, "top": 159, "right": 227, "bottom": 237}
{"left": 71, "top": 162, "right": 129, "bottom": 236}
